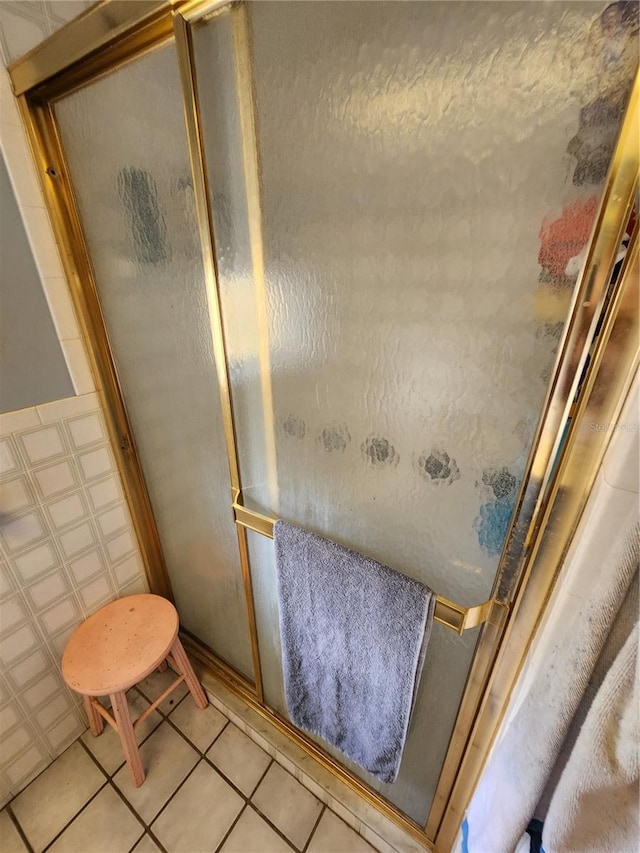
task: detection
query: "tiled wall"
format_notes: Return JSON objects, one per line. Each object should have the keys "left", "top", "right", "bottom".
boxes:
{"left": 0, "top": 21, "right": 148, "bottom": 806}
{"left": 0, "top": 398, "right": 149, "bottom": 806}
{"left": 0, "top": 1, "right": 95, "bottom": 66}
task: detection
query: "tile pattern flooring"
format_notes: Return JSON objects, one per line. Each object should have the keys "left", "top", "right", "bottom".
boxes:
{"left": 0, "top": 670, "right": 377, "bottom": 853}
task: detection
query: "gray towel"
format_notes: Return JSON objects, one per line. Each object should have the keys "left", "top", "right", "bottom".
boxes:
{"left": 274, "top": 520, "right": 435, "bottom": 783}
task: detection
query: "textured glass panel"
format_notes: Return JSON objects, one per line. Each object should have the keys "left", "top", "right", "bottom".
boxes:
{"left": 194, "top": 0, "right": 636, "bottom": 821}
{"left": 54, "top": 46, "right": 254, "bottom": 680}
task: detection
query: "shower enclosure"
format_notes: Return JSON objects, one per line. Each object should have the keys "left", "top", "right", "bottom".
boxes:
{"left": 11, "top": 1, "right": 638, "bottom": 848}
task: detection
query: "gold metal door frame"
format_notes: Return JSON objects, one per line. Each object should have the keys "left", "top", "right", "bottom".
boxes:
{"left": 9, "top": 2, "right": 639, "bottom": 848}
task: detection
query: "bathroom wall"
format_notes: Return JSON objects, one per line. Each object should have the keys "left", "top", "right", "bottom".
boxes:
{"left": 0, "top": 40, "right": 147, "bottom": 804}
{"left": 1, "top": 151, "right": 74, "bottom": 411}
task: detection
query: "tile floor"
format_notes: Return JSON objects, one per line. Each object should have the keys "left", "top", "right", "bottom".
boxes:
{"left": 0, "top": 670, "right": 378, "bottom": 853}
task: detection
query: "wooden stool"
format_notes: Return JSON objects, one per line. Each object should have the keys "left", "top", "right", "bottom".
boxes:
{"left": 62, "top": 594, "right": 207, "bottom": 787}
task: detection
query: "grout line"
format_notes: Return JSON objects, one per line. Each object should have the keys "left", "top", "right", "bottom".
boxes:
{"left": 6, "top": 803, "right": 35, "bottom": 853}
{"left": 302, "top": 803, "right": 327, "bottom": 853}
{"left": 212, "top": 801, "right": 249, "bottom": 853}
{"left": 78, "top": 739, "right": 167, "bottom": 853}
{"left": 40, "top": 778, "right": 109, "bottom": 852}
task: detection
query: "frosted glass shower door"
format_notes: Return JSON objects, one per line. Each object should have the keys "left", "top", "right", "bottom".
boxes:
{"left": 54, "top": 45, "right": 255, "bottom": 681}
{"left": 191, "top": 0, "right": 635, "bottom": 823}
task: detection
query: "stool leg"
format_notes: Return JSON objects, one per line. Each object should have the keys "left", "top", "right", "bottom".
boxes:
{"left": 157, "top": 659, "right": 168, "bottom": 673}
{"left": 111, "top": 691, "right": 145, "bottom": 787}
{"left": 83, "top": 695, "right": 104, "bottom": 737}
{"left": 170, "top": 637, "right": 207, "bottom": 709}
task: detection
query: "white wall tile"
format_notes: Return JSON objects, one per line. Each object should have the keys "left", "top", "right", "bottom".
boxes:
{"left": 79, "top": 575, "right": 115, "bottom": 614}
{"left": 0, "top": 120, "right": 45, "bottom": 209}
{"left": 36, "top": 393, "right": 99, "bottom": 424}
{"left": 25, "top": 569, "right": 70, "bottom": 612}
{"left": 67, "top": 548, "right": 107, "bottom": 586}
{"left": 0, "top": 509, "right": 48, "bottom": 553}
{"left": 44, "top": 710, "right": 84, "bottom": 753}
{"left": 38, "top": 595, "right": 81, "bottom": 638}
{"left": 21, "top": 205, "right": 65, "bottom": 280}
{"left": 0, "top": 701, "right": 21, "bottom": 733}
{"left": 0, "top": 622, "right": 39, "bottom": 668}
{"left": 96, "top": 505, "right": 128, "bottom": 538}
{"left": 16, "top": 425, "right": 67, "bottom": 466}
{"left": 5, "top": 744, "right": 49, "bottom": 790}
{"left": 105, "top": 531, "right": 135, "bottom": 564}
{"left": 0, "top": 408, "right": 39, "bottom": 436}
{"left": 87, "top": 475, "right": 122, "bottom": 512}
{"left": 0, "top": 438, "right": 21, "bottom": 477}
{"left": 0, "top": 594, "right": 29, "bottom": 635}
{"left": 31, "top": 459, "right": 79, "bottom": 500}
{"left": 58, "top": 520, "right": 97, "bottom": 559}
{"left": 66, "top": 412, "right": 104, "bottom": 449}
{"left": 41, "top": 276, "right": 81, "bottom": 342}
{"left": 0, "top": 476, "right": 35, "bottom": 513}
{"left": 61, "top": 339, "right": 95, "bottom": 396}
{"left": 113, "top": 553, "right": 144, "bottom": 588}
{"left": 35, "top": 692, "right": 75, "bottom": 730}
{"left": 12, "top": 542, "right": 60, "bottom": 584}
{"left": 22, "top": 673, "right": 63, "bottom": 711}
{"left": 0, "top": 725, "right": 32, "bottom": 763}
{"left": 77, "top": 446, "right": 113, "bottom": 482}
{"left": 0, "top": 564, "right": 16, "bottom": 599}
{"left": 45, "top": 491, "right": 88, "bottom": 530}
{"left": 7, "top": 649, "right": 51, "bottom": 690}
{"left": 0, "top": 65, "right": 21, "bottom": 128}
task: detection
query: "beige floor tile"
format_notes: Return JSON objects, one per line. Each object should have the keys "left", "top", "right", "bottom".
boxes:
{"left": 0, "top": 809, "right": 28, "bottom": 852}
{"left": 136, "top": 669, "right": 188, "bottom": 714}
{"left": 307, "top": 810, "right": 376, "bottom": 853}
{"left": 207, "top": 724, "right": 271, "bottom": 796}
{"left": 169, "top": 697, "right": 227, "bottom": 752}
{"left": 151, "top": 760, "right": 243, "bottom": 853}
{"left": 220, "top": 806, "right": 294, "bottom": 853}
{"left": 130, "top": 834, "right": 163, "bottom": 853}
{"left": 48, "top": 786, "right": 144, "bottom": 853}
{"left": 82, "top": 690, "right": 162, "bottom": 775}
{"left": 112, "top": 723, "right": 198, "bottom": 823}
{"left": 252, "top": 763, "right": 323, "bottom": 851}
{"left": 11, "top": 743, "right": 105, "bottom": 852}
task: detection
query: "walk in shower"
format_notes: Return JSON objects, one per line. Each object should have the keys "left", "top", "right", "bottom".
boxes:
{"left": 11, "top": 1, "right": 638, "bottom": 847}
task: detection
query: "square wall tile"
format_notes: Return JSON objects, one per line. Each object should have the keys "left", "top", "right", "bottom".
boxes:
{"left": 0, "top": 564, "right": 16, "bottom": 599}
{"left": 67, "top": 548, "right": 107, "bottom": 586}
{"left": 7, "top": 649, "right": 51, "bottom": 691}
{"left": 31, "top": 459, "right": 79, "bottom": 501}
{"left": 58, "top": 521, "right": 97, "bottom": 559}
{"left": 86, "top": 476, "right": 122, "bottom": 512}
{"left": 34, "top": 692, "right": 75, "bottom": 731}
{"left": 0, "top": 408, "right": 39, "bottom": 436}
{"left": 0, "top": 594, "right": 29, "bottom": 636}
{"left": 0, "top": 700, "right": 21, "bottom": 733}
{"left": 112, "top": 553, "right": 144, "bottom": 589}
{"left": 0, "top": 623, "right": 39, "bottom": 668}
{"left": 0, "top": 510, "right": 48, "bottom": 554}
{"left": 37, "top": 595, "right": 81, "bottom": 639}
{"left": 44, "top": 710, "right": 84, "bottom": 754}
{"left": 65, "top": 413, "right": 105, "bottom": 450}
{"left": 77, "top": 446, "right": 113, "bottom": 482}
{"left": 22, "top": 673, "right": 64, "bottom": 711}
{"left": 0, "top": 438, "right": 21, "bottom": 478}
{"left": 5, "top": 742, "right": 50, "bottom": 793}
{"left": 44, "top": 491, "right": 88, "bottom": 531}
{"left": 78, "top": 575, "right": 115, "bottom": 614}
{"left": 16, "top": 425, "right": 67, "bottom": 467}
{"left": 11, "top": 542, "right": 60, "bottom": 584}
{"left": 37, "top": 394, "right": 99, "bottom": 425}
{"left": 0, "top": 724, "right": 33, "bottom": 764}
{"left": 25, "top": 569, "right": 70, "bottom": 612}
{"left": 95, "top": 505, "right": 128, "bottom": 538}
{"left": 105, "top": 531, "right": 135, "bottom": 564}
{"left": 0, "top": 476, "right": 35, "bottom": 514}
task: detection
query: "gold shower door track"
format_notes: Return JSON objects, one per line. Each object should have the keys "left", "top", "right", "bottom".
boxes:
{"left": 9, "top": 2, "right": 639, "bottom": 849}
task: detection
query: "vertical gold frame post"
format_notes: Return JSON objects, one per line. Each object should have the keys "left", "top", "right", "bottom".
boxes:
{"left": 172, "top": 8, "right": 263, "bottom": 702}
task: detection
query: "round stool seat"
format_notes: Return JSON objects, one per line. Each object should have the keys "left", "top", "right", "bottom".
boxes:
{"left": 62, "top": 594, "right": 179, "bottom": 696}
